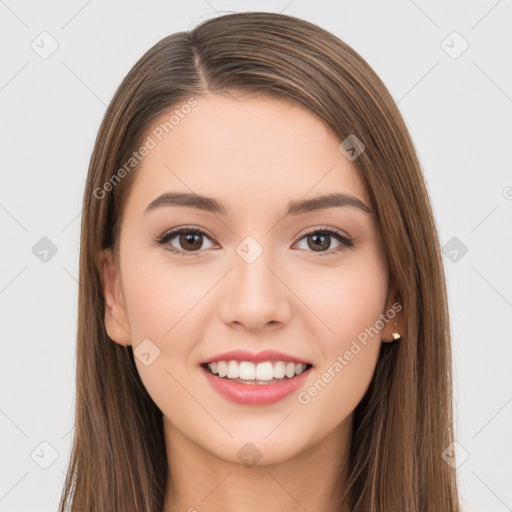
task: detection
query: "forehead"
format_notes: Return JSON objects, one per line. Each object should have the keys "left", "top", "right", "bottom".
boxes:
{"left": 123, "top": 93, "right": 370, "bottom": 217}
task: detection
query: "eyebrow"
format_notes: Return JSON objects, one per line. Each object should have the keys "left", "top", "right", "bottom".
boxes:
{"left": 144, "top": 191, "right": 372, "bottom": 216}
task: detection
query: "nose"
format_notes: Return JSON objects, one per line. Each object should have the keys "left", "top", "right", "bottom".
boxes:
{"left": 218, "top": 245, "right": 292, "bottom": 332}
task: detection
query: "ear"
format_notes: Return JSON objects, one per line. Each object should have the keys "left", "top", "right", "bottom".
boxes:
{"left": 97, "top": 248, "right": 132, "bottom": 346}
{"left": 380, "top": 280, "right": 405, "bottom": 343}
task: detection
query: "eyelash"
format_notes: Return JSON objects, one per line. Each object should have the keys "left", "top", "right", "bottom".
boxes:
{"left": 155, "top": 225, "right": 354, "bottom": 257}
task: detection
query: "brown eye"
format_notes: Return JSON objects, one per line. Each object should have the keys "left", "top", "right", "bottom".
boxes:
{"left": 295, "top": 229, "right": 353, "bottom": 255}
{"left": 306, "top": 233, "right": 331, "bottom": 252}
{"left": 156, "top": 226, "right": 353, "bottom": 257}
{"left": 178, "top": 232, "right": 204, "bottom": 251}
{"left": 157, "top": 228, "right": 216, "bottom": 255}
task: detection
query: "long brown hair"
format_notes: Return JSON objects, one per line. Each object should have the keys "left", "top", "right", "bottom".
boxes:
{"left": 59, "top": 11, "right": 460, "bottom": 511}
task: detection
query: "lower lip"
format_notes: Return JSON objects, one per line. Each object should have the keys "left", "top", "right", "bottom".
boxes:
{"left": 201, "top": 365, "right": 312, "bottom": 405}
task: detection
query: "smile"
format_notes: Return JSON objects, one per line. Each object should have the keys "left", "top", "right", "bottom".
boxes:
{"left": 203, "top": 360, "right": 312, "bottom": 384}
{"left": 200, "top": 360, "right": 313, "bottom": 405}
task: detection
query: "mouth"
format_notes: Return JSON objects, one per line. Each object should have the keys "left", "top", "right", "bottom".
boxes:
{"left": 200, "top": 360, "right": 314, "bottom": 385}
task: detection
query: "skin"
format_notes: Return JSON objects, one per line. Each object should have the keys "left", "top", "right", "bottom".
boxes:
{"left": 98, "top": 92, "right": 403, "bottom": 512}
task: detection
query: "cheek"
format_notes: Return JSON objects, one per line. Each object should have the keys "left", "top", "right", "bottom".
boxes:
{"left": 293, "top": 259, "right": 386, "bottom": 419}
{"left": 295, "top": 258, "right": 387, "bottom": 349}
{"left": 121, "top": 259, "right": 205, "bottom": 411}
{"left": 122, "top": 253, "right": 204, "bottom": 342}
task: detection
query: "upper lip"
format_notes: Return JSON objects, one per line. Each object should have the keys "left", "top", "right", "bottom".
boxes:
{"left": 200, "top": 349, "right": 313, "bottom": 366}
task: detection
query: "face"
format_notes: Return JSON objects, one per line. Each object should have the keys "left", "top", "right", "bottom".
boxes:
{"left": 99, "top": 92, "right": 401, "bottom": 467}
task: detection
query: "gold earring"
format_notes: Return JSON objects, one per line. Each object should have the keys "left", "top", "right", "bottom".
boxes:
{"left": 391, "top": 321, "right": 400, "bottom": 340}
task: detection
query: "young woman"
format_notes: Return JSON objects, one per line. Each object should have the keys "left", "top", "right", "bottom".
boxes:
{"left": 59, "top": 11, "right": 461, "bottom": 512}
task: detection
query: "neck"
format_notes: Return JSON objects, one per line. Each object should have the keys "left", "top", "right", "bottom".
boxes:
{"left": 162, "top": 415, "right": 353, "bottom": 512}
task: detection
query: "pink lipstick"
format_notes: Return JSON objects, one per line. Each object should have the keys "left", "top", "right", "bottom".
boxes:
{"left": 199, "top": 350, "right": 313, "bottom": 405}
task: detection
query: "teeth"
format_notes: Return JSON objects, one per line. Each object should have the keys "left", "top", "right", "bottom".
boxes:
{"left": 206, "top": 360, "right": 309, "bottom": 380}
{"left": 217, "top": 361, "right": 227, "bottom": 377}
{"left": 274, "top": 361, "right": 286, "bottom": 378}
{"left": 240, "top": 361, "right": 256, "bottom": 380}
{"left": 227, "top": 360, "right": 239, "bottom": 378}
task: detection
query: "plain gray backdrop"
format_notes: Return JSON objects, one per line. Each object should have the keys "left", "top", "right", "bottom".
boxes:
{"left": 1, "top": 1, "right": 511, "bottom": 511}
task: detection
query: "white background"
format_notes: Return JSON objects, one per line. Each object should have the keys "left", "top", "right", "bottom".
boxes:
{"left": 1, "top": 1, "right": 511, "bottom": 511}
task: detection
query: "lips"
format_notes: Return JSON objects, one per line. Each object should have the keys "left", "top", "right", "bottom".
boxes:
{"left": 200, "top": 363, "right": 313, "bottom": 405}
{"left": 200, "top": 349, "right": 313, "bottom": 366}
